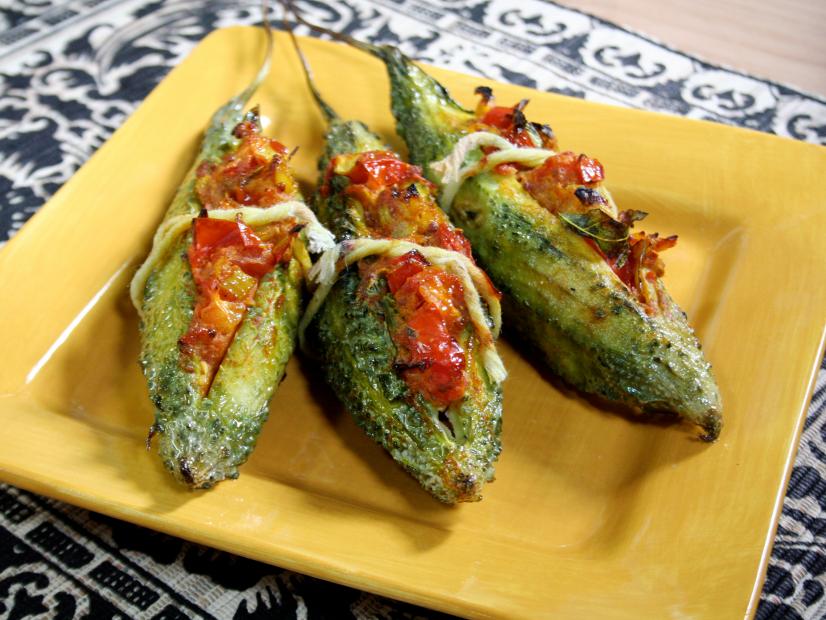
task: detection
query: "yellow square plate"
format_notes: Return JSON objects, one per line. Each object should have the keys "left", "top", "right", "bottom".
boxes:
{"left": 2, "top": 28, "right": 826, "bottom": 619}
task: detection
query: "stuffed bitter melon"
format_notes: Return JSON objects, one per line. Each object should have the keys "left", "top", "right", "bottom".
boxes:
{"left": 353, "top": 44, "right": 722, "bottom": 439}
{"left": 291, "top": 40, "right": 505, "bottom": 501}
{"left": 130, "top": 32, "right": 334, "bottom": 487}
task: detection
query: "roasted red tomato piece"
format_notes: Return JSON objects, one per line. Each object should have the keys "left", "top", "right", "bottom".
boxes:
{"left": 478, "top": 105, "right": 535, "bottom": 147}
{"left": 328, "top": 150, "right": 479, "bottom": 258}
{"left": 180, "top": 217, "right": 298, "bottom": 391}
{"left": 385, "top": 253, "right": 469, "bottom": 407}
{"left": 195, "top": 119, "right": 297, "bottom": 210}
{"left": 432, "top": 222, "right": 473, "bottom": 259}
{"left": 585, "top": 231, "right": 678, "bottom": 312}
{"left": 386, "top": 250, "right": 429, "bottom": 293}
{"left": 326, "top": 149, "right": 495, "bottom": 407}
{"left": 522, "top": 151, "right": 604, "bottom": 188}
{"left": 343, "top": 151, "right": 420, "bottom": 189}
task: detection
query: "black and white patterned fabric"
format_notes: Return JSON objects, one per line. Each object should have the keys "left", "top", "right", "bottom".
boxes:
{"left": 1, "top": 1, "right": 824, "bottom": 618}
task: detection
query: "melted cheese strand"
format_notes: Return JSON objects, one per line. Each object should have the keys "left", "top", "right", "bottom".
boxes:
{"left": 430, "top": 132, "right": 513, "bottom": 208}
{"left": 430, "top": 132, "right": 557, "bottom": 209}
{"left": 130, "top": 201, "right": 335, "bottom": 316}
{"left": 299, "top": 238, "right": 506, "bottom": 384}
{"left": 430, "top": 132, "right": 625, "bottom": 222}
{"left": 429, "top": 132, "right": 512, "bottom": 184}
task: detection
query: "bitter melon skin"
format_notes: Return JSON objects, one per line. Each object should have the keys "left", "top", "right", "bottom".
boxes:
{"left": 139, "top": 102, "right": 302, "bottom": 488}
{"left": 369, "top": 46, "right": 721, "bottom": 439}
{"left": 305, "top": 118, "right": 503, "bottom": 503}
{"left": 315, "top": 119, "right": 383, "bottom": 239}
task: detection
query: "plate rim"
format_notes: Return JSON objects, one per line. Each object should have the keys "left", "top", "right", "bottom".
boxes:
{"left": 2, "top": 26, "right": 826, "bottom": 620}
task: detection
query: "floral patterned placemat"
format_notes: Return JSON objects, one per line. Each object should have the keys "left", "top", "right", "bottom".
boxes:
{"left": 1, "top": 1, "right": 824, "bottom": 618}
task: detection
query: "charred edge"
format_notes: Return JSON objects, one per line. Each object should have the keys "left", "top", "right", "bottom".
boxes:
{"left": 146, "top": 424, "right": 160, "bottom": 450}
{"left": 454, "top": 472, "right": 478, "bottom": 498}
{"left": 474, "top": 85, "right": 493, "bottom": 102}
{"left": 512, "top": 107, "right": 528, "bottom": 132}
{"left": 618, "top": 209, "right": 649, "bottom": 226}
{"left": 532, "top": 121, "right": 555, "bottom": 140}
{"left": 179, "top": 458, "right": 195, "bottom": 486}
{"left": 393, "top": 360, "right": 430, "bottom": 372}
{"left": 575, "top": 187, "right": 608, "bottom": 206}
{"left": 699, "top": 412, "right": 722, "bottom": 442}
{"left": 232, "top": 108, "right": 254, "bottom": 138}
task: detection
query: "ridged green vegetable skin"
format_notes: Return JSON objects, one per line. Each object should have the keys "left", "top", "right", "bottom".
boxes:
{"left": 369, "top": 46, "right": 722, "bottom": 439}
{"left": 137, "top": 99, "right": 302, "bottom": 488}
{"left": 303, "top": 118, "right": 503, "bottom": 503}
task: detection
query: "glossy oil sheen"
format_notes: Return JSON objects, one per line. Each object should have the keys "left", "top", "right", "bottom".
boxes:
{"left": 1, "top": 28, "right": 825, "bottom": 620}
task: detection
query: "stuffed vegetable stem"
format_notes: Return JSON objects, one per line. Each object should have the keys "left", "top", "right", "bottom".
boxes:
{"left": 130, "top": 17, "right": 334, "bottom": 488}
{"left": 288, "top": 29, "right": 505, "bottom": 502}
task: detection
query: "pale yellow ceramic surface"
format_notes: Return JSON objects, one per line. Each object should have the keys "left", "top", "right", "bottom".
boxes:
{"left": 2, "top": 28, "right": 825, "bottom": 619}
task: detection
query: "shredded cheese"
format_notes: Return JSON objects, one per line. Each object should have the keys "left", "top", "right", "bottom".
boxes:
{"left": 429, "top": 132, "right": 512, "bottom": 185}
{"left": 130, "top": 201, "right": 335, "bottom": 317}
{"left": 430, "top": 132, "right": 557, "bottom": 209}
{"left": 430, "top": 131, "right": 624, "bottom": 222}
{"left": 299, "top": 238, "right": 506, "bottom": 385}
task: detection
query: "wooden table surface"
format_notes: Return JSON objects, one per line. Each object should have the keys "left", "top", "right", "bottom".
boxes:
{"left": 561, "top": 0, "right": 826, "bottom": 97}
